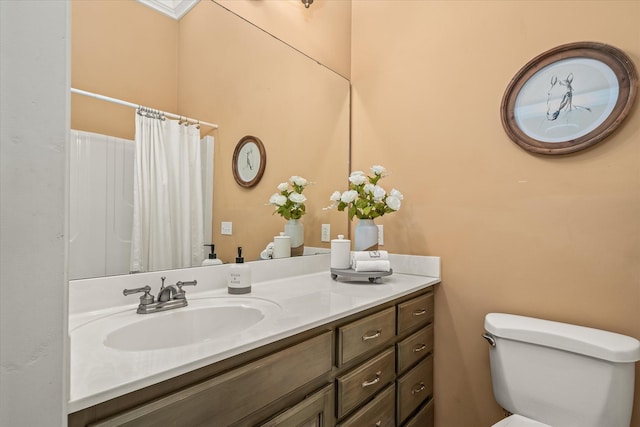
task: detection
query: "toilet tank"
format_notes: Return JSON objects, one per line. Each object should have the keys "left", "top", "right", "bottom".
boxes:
{"left": 484, "top": 313, "right": 640, "bottom": 427}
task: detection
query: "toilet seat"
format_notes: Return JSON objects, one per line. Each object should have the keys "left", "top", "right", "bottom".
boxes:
{"left": 492, "top": 414, "right": 552, "bottom": 427}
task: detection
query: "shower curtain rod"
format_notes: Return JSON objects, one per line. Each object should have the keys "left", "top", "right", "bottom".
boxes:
{"left": 70, "top": 87, "right": 219, "bottom": 129}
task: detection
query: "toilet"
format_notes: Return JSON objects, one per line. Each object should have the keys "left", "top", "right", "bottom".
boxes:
{"left": 483, "top": 313, "right": 640, "bottom": 427}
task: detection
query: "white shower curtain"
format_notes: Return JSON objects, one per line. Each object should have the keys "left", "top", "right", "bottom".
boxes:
{"left": 130, "top": 113, "right": 205, "bottom": 273}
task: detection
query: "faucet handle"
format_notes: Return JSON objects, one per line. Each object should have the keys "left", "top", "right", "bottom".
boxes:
{"left": 123, "top": 285, "right": 155, "bottom": 305}
{"left": 176, "top": 280, "right": 197, "bottom": 289}
{"left": 175, "top": 280, "right": 197, "bottom": 299}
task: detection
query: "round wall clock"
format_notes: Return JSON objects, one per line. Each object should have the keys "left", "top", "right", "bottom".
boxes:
{"left": 232, "top": 135, "right": 266, "bottom": 188}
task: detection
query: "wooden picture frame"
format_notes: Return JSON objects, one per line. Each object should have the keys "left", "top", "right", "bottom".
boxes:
{"left": 232, "top": 135, "right": 266, "bottom": 188}
{"left": 501, "top": 42, "right": 637, "bottom": 155}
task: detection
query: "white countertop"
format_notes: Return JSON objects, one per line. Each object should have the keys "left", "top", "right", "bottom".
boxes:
{"left": 68, "top": 254, "right": 440, "bottom": 413}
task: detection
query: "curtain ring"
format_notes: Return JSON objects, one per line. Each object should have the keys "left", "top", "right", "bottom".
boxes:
{"left": 196, "top": 120, "right": 200, "bottom": 130}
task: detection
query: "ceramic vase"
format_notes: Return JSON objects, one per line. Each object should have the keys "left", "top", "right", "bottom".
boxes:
{"left": 354, "top": 219, "right": 379, "bottom": 251}
{"left": 284, "top": 219, "right": 304, "bottom": 256}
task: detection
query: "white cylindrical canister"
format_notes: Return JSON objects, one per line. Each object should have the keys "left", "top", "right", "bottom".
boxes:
{"left": 273, "top": 234, "right": 291, "bottom": 259}
{"left": 331, "top": 235, "right": 351, "bottom": 269}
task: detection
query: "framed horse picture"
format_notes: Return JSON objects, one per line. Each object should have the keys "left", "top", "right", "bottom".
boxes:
{"left": 501, "top": 42, "right": 637, "bottom": 155}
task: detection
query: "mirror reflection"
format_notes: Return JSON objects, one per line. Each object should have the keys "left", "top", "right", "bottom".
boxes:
{"left": 70, "top": 1, "right": 349, "bottom": 280}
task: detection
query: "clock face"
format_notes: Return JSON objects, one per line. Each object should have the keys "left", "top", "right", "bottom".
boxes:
{"left": 232, "top": 136, "right": 266, "bottom": 188}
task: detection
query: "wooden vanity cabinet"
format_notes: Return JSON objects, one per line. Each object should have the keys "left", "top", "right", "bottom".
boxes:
{"left": 69, "top": 288, "right": 435, "bottom": 427}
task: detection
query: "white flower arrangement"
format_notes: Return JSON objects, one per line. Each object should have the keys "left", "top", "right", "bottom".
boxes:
{"left": 268, "top": 175, "right": 309, "bottom": 220}
{"left": 326, "top": 165, "right": 403, "bottom": 220}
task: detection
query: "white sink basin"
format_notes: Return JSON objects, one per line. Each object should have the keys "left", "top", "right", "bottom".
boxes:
{"left": 74, "top": 297, "right": 281, "bottom": 352}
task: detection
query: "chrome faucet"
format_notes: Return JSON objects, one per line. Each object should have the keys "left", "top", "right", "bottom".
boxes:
{"left": 123, "top": 276, "right": 197, "bottom": 314}
{"left": 157, "top": 284, "right": 179, "bottom": 302}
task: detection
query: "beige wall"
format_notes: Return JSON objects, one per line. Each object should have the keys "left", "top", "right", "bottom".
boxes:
{"left": 71, "top": 1, "right": 179, "bottom": 139}
{"left": 351, "top": 1, "right": 640, "bottom": 426}
{"left": 214, "top": 0, "right": 351, "bottom": 79}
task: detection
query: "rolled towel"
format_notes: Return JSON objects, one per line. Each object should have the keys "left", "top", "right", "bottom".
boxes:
{"left": 353, "top": 259, "right": 391, "bottom": 272}
{"left": 351, "top": 250, "right": 389, "bottom": 262}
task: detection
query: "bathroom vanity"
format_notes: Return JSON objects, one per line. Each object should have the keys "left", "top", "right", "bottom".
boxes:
{"left": 68, "top": 254, "right": 439, "bottom": 426}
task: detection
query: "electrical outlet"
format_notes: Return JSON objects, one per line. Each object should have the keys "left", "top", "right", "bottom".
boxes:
{"left": 377, "top": 224, "right": 384, "bottom": 245}
{"left": 321, "top": 224, "right": 331, "bottom": 242}
{"left": 221, "top": 221, "right": 233, "bottom": 235}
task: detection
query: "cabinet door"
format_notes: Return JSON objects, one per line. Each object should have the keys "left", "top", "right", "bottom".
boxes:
{"left": 88, "top": 332, "right": 333, "bottom": 427}
{"left": 260, "top": 385, "right": 334, "bottom": 427}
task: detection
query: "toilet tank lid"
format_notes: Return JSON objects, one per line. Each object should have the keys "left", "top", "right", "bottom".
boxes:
{"left": 485, "top": 313, "right": 640, "bottom": 363}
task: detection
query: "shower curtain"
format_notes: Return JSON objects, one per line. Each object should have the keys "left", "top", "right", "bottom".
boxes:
{"left": 130, "top": 112, "right": 205, "bottom": 273}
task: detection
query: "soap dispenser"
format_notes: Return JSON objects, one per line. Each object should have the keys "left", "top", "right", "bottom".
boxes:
{"left": 202, "top": 244, "right": 223, "bottom": 266}
{"left": 228, "top": 246, "right": 251, "bottom": 294}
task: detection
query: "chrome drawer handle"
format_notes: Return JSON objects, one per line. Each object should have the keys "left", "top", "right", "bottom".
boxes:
{"left": 411, "top": 382, "right": 426, "bottom": 395}
{"left": 362, "top": 330, "right": 382, "bottom": 341}
{"left": 412, "top": 343, "right": 427, "bottom": 353}
{"left": 362, "top": 371, "right": 382, "bottom": 388}
{"left": 412, "top": 308, "right": 427, "bottom": 316}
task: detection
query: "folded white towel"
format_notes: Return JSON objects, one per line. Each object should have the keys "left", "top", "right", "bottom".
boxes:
{"left": 353, "top": 259, "right": 391, "bottom": 272}
{"left": 351, "top": 250, "right": 389, "bottom": 262}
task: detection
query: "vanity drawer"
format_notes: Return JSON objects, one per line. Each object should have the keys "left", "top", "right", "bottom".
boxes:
{"left": 404, "top": 398, "right": 434, "bottom": 427}
{"left": 88, "top": 331, "right": 333, "bottom": 427}
{"left": 396, "top": 324, "right": 433, "bottom": 374}
{"left": 336, "top": 346, "right": 395, "bottom": 418}
{"left": 397, "top": 292, "right": 433, "bottom": 335}
{"left": 396, "top": 353, "right": 433, "bottom": 425}
{"left": 337, "top": 384, "right": 395, "bottom": 427}
{"left": 337, "top": 306, "right": 396, "bottom": 367}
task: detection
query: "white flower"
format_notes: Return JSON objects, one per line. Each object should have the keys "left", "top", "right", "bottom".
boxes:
{"left": 268, "top": 175, "right": 309, "bottom": 220}
{"left": 363, "top": 183, "right": 375, "bottom": 194}
{"left": 277, "top": 182, "right": 289, "bottom": 192}
{"left": 326, "top": 165, "right": 403, "bottom": 220}
{"left": 289, "top": 192, "right": 307, "bottom": 204}
{"left": 371, "top": 165, "right": 386, "bottom": 176}
{"left": 390, "top": 188, "right": 404, "bottom": 200}
{"left": 349, "top": 174, "right": 367, "bottom": 185}
{"left": 372, "top": 185, "right": 386, "bottom": 201}
{"left": 269, "top": 193, "right": 287, "bottom": 206}
{"left": 340, "top": 190, "right": 358, "bottom": 204}
{"left": 385, "top": 195, "right": 401, "bottom": 211}
{"left": 290, "top": 176, "right": 308, "bottom": 187}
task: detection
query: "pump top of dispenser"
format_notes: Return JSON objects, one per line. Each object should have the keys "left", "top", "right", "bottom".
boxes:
{"left": 204, "top": 244, "right": 218, "bottom": 259}
{"left": 202, "top": 244, "right": 223, "bottom": 265}
{"left": 236, "top": 246, "right": 245, "bottom": 263}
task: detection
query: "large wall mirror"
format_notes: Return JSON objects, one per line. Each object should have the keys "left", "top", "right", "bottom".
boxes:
{"left": 70, "top": 0, "right": 350, "bottom": 280}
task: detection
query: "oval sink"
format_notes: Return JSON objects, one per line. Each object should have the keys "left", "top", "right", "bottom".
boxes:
{"left": 102, "top": 298, "right": 279, "bottom": 351}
